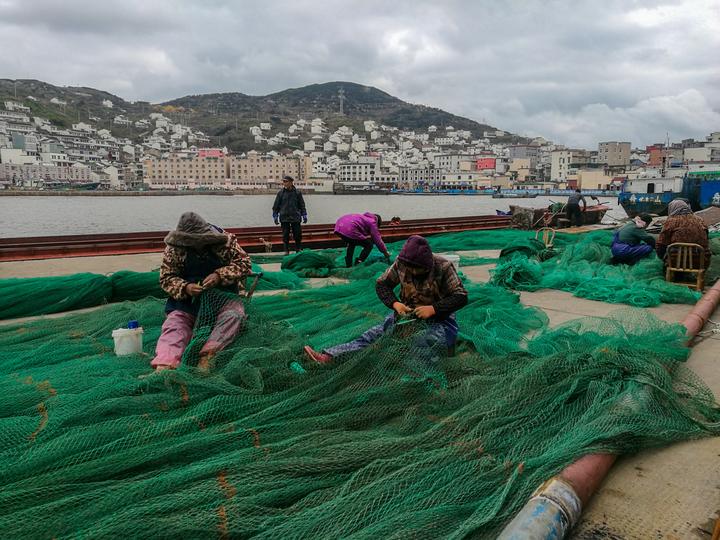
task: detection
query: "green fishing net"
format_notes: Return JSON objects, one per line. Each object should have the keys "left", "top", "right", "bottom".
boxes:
{"left": 1, "top": 277, "right": 718, "bottom": 538}
{"left": 491, "top": 231, "right": 702, "bottom": 307}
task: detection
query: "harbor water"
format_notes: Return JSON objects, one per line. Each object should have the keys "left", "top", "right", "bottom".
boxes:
{"left": 0, "top": 194, "right": 624, "bottom": 237}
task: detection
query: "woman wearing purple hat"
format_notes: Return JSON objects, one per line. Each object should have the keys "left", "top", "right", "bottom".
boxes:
{"left": 304, "top": 235, "right": 468, "bottom": 371}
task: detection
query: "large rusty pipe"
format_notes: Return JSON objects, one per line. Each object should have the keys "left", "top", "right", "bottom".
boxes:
{"left": 683, "top": 279, "right": 720, "bottom": 341}
{"left": 498, "top": 279, "right": 720, "bottom": 539}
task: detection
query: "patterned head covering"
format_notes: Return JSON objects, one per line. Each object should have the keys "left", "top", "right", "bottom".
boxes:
{"left": 668, "top": 199, "right": 692, "bottom": 216}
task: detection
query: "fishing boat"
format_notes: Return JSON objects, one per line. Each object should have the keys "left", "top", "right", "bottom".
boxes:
{"left": 619, "top": 170, "right": 720, "bottom": 217}
{"left": 509, "top": 203, "right": 610, "bottom": 229}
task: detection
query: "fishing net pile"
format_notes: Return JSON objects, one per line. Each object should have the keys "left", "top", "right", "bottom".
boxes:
{"left": 0, "top": 229, "right": 709, "bottom": 322}
{"left": 490, "top": 230, "right": 702, "bottom": 307}
{"left": 1, "top": 271, "right": 719, "bottom": 537}
{"left": 0, "top": 267, "right": 302, "bottom": 320}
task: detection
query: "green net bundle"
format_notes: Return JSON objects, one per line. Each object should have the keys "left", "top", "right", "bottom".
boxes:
{"left": 0, "top": 268, "right": 308, "bottom": 321}
{"left": 491, "top": 231, "right": 703, "bottom": 307}
{"left": 1, "top": 279, "right": 718, "bottom": 538}
{"left": 281, "top": 251, "right": 337, "bottom": 278}
{"left": 0, "top": 272, "right": 114, "bottom": 319}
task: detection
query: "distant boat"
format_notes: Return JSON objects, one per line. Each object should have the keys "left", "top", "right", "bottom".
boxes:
{"left": 492, "top": 192, "right": 538, "bottom": 199}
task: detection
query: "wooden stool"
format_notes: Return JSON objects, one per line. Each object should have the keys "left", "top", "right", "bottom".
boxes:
{"left": 665, "top": 243, "right": 706, "bottom": 291}
{"left": 535, "top": 227, "right": 556, "bottom": 249}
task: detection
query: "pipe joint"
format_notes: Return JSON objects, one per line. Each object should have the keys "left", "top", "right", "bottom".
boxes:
{"left": 497, "top": 477, "right": 581, "bottom": 539}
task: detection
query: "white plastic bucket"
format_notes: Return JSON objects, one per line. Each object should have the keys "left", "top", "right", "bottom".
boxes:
{"left": 112, "top": 327, "right": 144, "bottom": 356}
{"left": 440, "top": 253, "right": 460, "bottom": 271}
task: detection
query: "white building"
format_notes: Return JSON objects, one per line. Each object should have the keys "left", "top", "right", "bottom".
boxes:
{"left": 0, "top": 148, "right": 37, "bottom": 164}
{"left": 113, "top": 115, "right": 132, "bottom": 127}
{"left": 260, "top": 122, "right": 271, "bottom": 131}
{"left": 337, "top": 157, "right": 380, "bottom": 185}
{"left": 102, "top": 100, "right": 114, "bottom": 108}
{"left": 435, "top": 137, "right": 455, "bottom": 146}
{"left": 4, "top": 101, "right": 30, "bottom": 113}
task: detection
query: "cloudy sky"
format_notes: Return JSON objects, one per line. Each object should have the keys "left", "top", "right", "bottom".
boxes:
{"left": 1, "top": 0, "right": 719, "bottom": 148}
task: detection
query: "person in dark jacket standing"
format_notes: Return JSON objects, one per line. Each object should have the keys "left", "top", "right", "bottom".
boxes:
{"left": 272, "top": 175, "right": 307, "bottom": 254}
{"left": 303, "top": 235, "right": 468, "bottom": 373}
{"left": 566, "top": 189, "right": 587, "bottom": 227}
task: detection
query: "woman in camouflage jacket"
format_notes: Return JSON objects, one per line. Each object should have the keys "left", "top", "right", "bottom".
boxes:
{"left": 152, "top": 212, "right": 252, "bottom": 371}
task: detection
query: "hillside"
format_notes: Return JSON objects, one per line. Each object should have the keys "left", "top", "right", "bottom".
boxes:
{"left": 0, "top": 79, "right": 520, "bottom": 152}
{"left": 165, "top": 81, "right": 504, "bottom": 144}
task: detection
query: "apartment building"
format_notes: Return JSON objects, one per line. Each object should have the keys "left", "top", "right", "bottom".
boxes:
{"left": 144, "top": 151, "right": 228, "bottom": 189}
{"left": 336, "top": 156, "right": 380, "bottom": 185}
{"left": 550, "top": 149, "right": 592, "bottom": 181}
{"left": 228, "top": 152, "right": 303, "bottom": 188}
{"left": 598, "top": 141, "right": 630, "bottom": 167}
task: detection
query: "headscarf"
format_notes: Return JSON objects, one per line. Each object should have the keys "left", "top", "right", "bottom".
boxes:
{"left": 164, "top": 212, "right": 227, "bottom": 248}
{"left": 668, "top": 199, "right": 692, "bottom": 217}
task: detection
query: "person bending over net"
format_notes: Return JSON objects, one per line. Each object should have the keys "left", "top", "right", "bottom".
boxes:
{"left": 151, "top": 212, "right": 252, "bottom": 371}
{"left": 334, "top": 212, "right": 391, "bottom": 267}
{"left": 304, "top": 235, "right": 468, "bottom": 370}
{"left": 610, "top": 213, "right": 655, "bottom": 265}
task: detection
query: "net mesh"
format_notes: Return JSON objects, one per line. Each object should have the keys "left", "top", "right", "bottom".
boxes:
{"left": 1, "top": 274, "right": 719, "bottom": 538}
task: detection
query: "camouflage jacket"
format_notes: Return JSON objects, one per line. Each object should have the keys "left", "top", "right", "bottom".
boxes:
{"left": 159, "top": 233, "right": 252, "bottom": 300}
{"left": 375, "top": 255, "right": 468, "bottom": 319}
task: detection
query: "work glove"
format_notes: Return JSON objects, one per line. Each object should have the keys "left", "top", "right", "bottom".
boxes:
{"left": 302, "top": 214, "right": 308, "bottom": 224}
{"left": 272, "top": 213, "right": 279, "bottom": 225}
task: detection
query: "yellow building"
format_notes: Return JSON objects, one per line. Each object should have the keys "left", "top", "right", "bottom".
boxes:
{"left": 143, "top": 152, "right": 227, "bottom": 189}
{"left": 577, "top": 169, "right": 615, "bottom": 190}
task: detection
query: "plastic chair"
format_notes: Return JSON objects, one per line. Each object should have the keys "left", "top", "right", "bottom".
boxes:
{"left": 535, "top": 227, "right": 556, "bottom": 249}
{"left": 665, "top": 243, "right": 705, "bottom": 291}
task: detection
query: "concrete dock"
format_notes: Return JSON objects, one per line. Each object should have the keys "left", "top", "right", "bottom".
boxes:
{"left": 1, "top": 251, "right": 718, "bottom": 539}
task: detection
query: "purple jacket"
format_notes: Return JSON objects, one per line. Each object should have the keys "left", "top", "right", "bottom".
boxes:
{"left": 334, "top": 212, "right": 388, "bottom": 255}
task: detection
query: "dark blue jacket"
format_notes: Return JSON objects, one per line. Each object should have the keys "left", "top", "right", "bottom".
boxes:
{"left": 273, "top": 188, "right": 306, "bottom": 223}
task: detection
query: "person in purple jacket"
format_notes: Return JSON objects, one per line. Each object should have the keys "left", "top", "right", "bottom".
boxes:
{"left": 334, "top": 212, "right": 391, "bottom": 267}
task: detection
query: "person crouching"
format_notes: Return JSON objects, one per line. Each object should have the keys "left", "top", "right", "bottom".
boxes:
{"left": 610, "top": 213, "right": 655, "bottom": 265}
{"left": 151, "top": 212, "right": 252, "bottom": 371}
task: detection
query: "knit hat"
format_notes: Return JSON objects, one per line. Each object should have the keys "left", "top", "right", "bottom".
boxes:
{"left": 397, "top": 235, "right": 434, "bottom": 270}
{"left": 164, "top": 212, "right": 227, "bottom": 248}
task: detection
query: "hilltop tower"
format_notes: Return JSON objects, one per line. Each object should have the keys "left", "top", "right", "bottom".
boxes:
{"left": 338, "top": 87, "right": 345, "bottom": 115}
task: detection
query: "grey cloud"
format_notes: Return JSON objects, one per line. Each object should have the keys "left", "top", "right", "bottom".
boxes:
{"left": 0, "top": 0, "right": 718, "bottom": 147}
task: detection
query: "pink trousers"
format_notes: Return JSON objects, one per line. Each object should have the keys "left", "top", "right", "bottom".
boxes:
{"left": 150, "top": 301, "right": 247, "bottom": 368}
